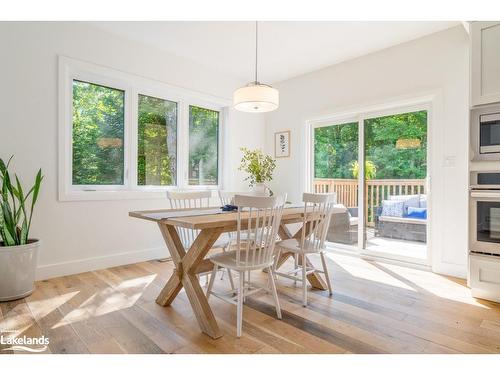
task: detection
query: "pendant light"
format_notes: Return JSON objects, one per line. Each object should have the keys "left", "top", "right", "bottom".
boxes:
{"left": 233, "top": 21, "right": 279, "bottom": 113}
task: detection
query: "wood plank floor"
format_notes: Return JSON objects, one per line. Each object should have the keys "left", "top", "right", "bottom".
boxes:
{"left": 1, "top": 251, "right": 500, "bottom": 354}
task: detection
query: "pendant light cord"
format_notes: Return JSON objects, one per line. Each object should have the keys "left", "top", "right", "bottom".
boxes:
{"left": 255, "top": 21, "right": 258, "bottom": 84}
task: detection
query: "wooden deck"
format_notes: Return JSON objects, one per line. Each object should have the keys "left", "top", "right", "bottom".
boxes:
{"left": 1, "top": 252, "right": 500, "bottom": 354}
{"left": 314, "top": 178, "right": 426, "bottom": 225}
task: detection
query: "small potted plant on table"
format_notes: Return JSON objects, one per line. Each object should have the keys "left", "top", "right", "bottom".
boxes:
{"left": 0, "top": 156, "right": 43, "bottom": 301}
{"left": 239, "top": 147, "right": 276, "bottom": 195}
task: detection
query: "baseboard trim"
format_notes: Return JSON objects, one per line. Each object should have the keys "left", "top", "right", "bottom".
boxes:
{"left": 432, "top": 262, "right": 467, "bottom": 279}
{"left": 36, "top": 246, "right": 168, "bottom": 280}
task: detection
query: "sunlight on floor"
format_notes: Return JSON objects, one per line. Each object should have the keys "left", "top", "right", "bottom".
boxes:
{"left": 51, "top": 274, "right": 156, "bottom": 328}
{"left": 377, "top": 262, "right": 490, "bottom": 308}
{"left": 28, "top": 291, "right": 80, "bottom": 320}
{"left": 0, "top": 313, "right": 35, "bottom": 334}
{"left": 323, "top": 252, "right": 416, "bottom": 291}
{"left": 0, "top": 291, "right": 80, "bottom": 333}
{"left": 324, "top": 250, "right": 491, "bottom": 309}
{"left": 365, "top": 236, "right": 427, "bottom": 260}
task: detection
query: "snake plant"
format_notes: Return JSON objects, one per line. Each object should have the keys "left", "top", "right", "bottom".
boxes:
{"left": 0, "top": 156, "right": 43, "bottom": 246}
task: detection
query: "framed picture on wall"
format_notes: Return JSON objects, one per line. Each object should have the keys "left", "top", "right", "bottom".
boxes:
{"left": 274, "top": 130, "right": 291, "bottom": 158}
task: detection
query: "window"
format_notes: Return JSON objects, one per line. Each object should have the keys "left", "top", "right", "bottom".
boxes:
{"left": 72, "top": 80, "right": 125, "bottom": 185}
{"left": 59, "top": 56, "right": 227, "bottom": 201}
{"left": 137, "top": 95, "right": 177, "bottom": 186}
{"left": 188, "top": 105, "right": 219, "bottom": 186}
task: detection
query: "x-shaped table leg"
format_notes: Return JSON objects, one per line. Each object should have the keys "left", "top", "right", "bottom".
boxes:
{"left": 155, "top": 222, "right": 225, "bottom": 339}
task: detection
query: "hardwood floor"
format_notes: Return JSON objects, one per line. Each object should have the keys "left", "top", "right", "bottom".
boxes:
{"left": 1, "top": 251, "right": 500, "bottom": 354}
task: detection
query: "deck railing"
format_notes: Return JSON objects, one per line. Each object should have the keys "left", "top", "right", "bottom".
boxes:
{"left": 313, "top": 178, "right": 426, "bottom": 225}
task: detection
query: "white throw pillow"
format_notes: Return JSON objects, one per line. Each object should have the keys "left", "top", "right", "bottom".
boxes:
{"left": 419, "top": 194, "right": 427, "bottom": 208}
{"left": 381, "top": 200, "right": 405, "bottom": 217}
{"left": 389, "top": 194, "right": 420, "bottom": 215}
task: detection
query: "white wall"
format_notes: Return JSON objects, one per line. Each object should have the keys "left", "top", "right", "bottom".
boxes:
{"left": 264, "top": 26, "right": 470, "bottom": 278}
{"left": 0, "top": 22, "right": 264, "bottom": 279}
{"left": 0, "top": 22, "right": 470, "bottom": 280}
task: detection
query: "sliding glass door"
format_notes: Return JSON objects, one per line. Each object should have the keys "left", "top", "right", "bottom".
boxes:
{"left": 312, "top": 107, "right": 429, "bottom": 264}
{"left": 362, "top": 110, "right": 428, "bottom": 263}
{"left": 314, "top": 121, "right": 358, "bottom": 249}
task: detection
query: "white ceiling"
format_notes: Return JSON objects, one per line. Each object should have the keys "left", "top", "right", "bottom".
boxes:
{"left": 92, "top": 21, "right": 460, "bottom": 84}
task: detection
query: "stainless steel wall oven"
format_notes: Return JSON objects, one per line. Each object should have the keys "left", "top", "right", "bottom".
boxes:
{"left": 470, "top": 171, "right": 500, "bottom": 256}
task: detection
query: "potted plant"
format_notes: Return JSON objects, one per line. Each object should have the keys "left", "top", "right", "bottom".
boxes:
{"left": 239, "top": 147, "right": 276, "bottom": 195}
{"left": 0, "top": 156, "right": 43, "bottom": 301}
{"left": 350, "top": 160, "right": 377, "bottom": 179}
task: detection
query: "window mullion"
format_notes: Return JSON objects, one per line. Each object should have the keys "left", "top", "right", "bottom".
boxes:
{"left": 178, "top": 101, "right": 189, "bottom": 189}
{"left": 128, "top": 88, "right": 138, "bottom": 190}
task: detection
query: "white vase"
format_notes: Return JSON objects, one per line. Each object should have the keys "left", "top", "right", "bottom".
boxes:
{"left": 252, "top": 183, "right": 268, "bottom": 196}
{"left": 0, "top": 239, "right": 40, "bottom": 301}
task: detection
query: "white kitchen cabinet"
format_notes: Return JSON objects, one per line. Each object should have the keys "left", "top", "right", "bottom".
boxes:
{"left": 471, "top": 21, "right": 500, "bottom": 106}
{"left": 469, "top": 253, "right": 500, "bottom": 303}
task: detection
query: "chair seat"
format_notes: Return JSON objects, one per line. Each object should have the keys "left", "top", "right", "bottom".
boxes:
{"left": 227, "top": 231, "right": 251, "bottom": 241}
{"left": 182, "top": 232, "right": 230, "bottom": 250}
{"left": 276, "top": 238, "right": 322, "bottom": 254}
{"left": 209, "top": 249, "right": 274, "bottom": 271}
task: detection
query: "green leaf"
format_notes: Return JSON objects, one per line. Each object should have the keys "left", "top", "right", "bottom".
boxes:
{"left": 1, "top": 203, "right": 18, "bottom": 245}
{"left": 1, "top": 176, "right": 8, "bottom": 203}
{"left": 15, "top": 175, "right": 28, "bottom": 214}
{"left": 14, "top": 175, "right": 30, "bottom": 243}
{"left": 31, "top": 169, "right": 43, "bottom": 208}
{"left": 1, "top": 226, "right": 16, "bottom": 246}
{"left": 3, "top": 169, "right": 17, "bottom": 219}
{"left": 0, "top": 156, "right": 13, "bottom": 178}
{"left": 20, "top": 219, "right": 28, "bottom": 245}
{"left": 27, "top": 169, "right": 43, "bottom": 236}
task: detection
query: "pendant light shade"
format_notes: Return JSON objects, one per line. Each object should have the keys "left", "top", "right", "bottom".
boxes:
{"left": 233, "top": 21, "right": 279, "bottom": 113}
{"left": 233, "top": 82, "right": 279, "bottom": 113}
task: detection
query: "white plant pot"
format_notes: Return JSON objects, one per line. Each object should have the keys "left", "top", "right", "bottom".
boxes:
{"left": 252, "top": 183, "right": 268, "bottom": 196}
{"left": 0, "top": 239, "right": 40, "bottom": 301}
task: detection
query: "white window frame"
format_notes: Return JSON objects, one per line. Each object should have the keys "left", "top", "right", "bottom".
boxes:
{"left": 58, "top": 56, "right": 229, "bottom": 201}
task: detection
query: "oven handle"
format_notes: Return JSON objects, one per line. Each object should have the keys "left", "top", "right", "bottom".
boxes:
{"left": 470, "top": 190, "right": 500, "bottom": 198}
{"left": 481, "top": 112, "right": 500, "bottom": 123}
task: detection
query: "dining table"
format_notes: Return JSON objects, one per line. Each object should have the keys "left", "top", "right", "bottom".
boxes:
{"left": 129, "top": 203, "right": 346, "bottom": 339}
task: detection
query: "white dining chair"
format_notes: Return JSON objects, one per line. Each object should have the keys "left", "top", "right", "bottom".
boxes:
{"left": 274, "top": 193, "right": 335, "bottom": 307}
{"left": 218, "top": 189, "right": 277, "bottom": 285}
{"left": 206, "top": 194, "right": 286, "bottom": 337}
{"left": 218, "top": 190, "right": 269, "bottom": 206}
{"left": 218, "top": 190, "right": 240, "bottom": 206}
{"left": 167, "top": 190, "right": 234, "bottom": 289}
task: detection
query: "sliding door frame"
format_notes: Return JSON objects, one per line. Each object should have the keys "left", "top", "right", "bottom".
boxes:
{"left": 306, "top": 95, "right": 435, "bottom": 267}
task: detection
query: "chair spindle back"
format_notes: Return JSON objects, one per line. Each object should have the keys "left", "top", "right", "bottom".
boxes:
{"left": 300, "top": 193, "right": 336, "bottom": 253}
{"left": 233, "top": 194, "right": 286, "bottom": 268}
{"left": 167, "top": 190, "right": 212, "bottom": 248}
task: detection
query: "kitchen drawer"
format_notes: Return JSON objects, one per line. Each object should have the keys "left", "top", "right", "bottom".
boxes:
{"left": 469, "top": 253, "right": 500, "bottom": 302}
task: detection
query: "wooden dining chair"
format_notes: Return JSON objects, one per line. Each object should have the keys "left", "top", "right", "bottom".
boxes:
{"left": 206, "top": 194, "right": 286, "bottom": 337}
{"left": 167, "top": 190, "right": 234, "bottom": 289}
{"left": 273, "top": 193, "right": 335, "bottom": 307}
